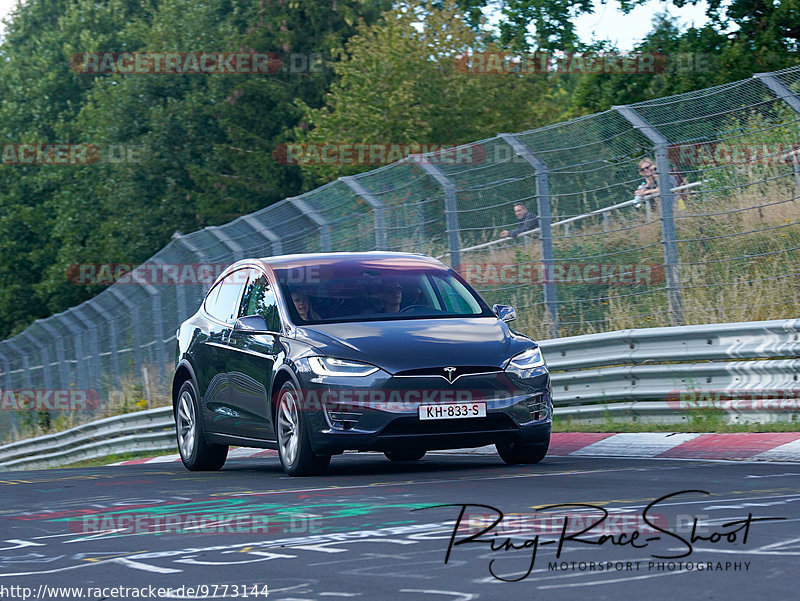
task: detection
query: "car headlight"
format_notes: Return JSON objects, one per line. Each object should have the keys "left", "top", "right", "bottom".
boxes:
{"left": 308, "top": 356, "right": 379, "bottom": 377}
{"left": 506, "top": 347, "right": 546, "bottom": 373}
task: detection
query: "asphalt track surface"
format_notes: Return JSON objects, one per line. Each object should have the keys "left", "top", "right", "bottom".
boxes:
{"left": 1, "top": 452, "right": 799, "bottom": 601}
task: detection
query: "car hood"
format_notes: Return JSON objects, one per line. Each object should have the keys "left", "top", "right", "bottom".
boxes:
{"left": 294, "top": 317, "right": 535, "bottom": 374}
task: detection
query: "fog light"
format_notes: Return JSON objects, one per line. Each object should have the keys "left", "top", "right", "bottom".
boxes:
{"left": 325, "top": 403, "right": 362, "bottom": 430}
{"left": 523, "top": 394, "right": 547, "bottom": 421}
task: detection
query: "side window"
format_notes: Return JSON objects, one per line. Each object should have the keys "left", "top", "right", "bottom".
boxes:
{"left": 431, "top": 276, "right": 474, "bottom": 313}
{"left": 204, "top": 269, "right": 248, "bottom": 323}
{"left": 239, "top": 268, "right": 281, "bottom": 332}
{"left": 203, "top": 283, "right": 222, "bottom": 318}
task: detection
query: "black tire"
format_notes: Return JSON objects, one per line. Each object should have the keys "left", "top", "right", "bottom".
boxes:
{"left": 276, "top": 381, "right": 331, "bottom": 476}
{"left": 496, "top": 437, "right": 549, "bottom": 465}
{"left": 175, "top": 380, "right": 228, "bottom": 471}
{"left": 384, "top": 449, "right": 426, "bottom": 462}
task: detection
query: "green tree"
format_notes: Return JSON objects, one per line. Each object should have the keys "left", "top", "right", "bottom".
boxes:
{"left": 0, "top": 0, "right": 388, "bottom": 337}
{"left": 498, "top": 0, "right": 595, "bottom": 51}
{"left": 560, "top": 4, "right": 800, "bottom": 117}
{"left": 297, "top": 0, "right": 562, "bottom": 184}
{"left": 0, "top": 0, "right": 148, "bottom": 336}
{"left": 189, "top": 0, "right": 392, "bottom": 226}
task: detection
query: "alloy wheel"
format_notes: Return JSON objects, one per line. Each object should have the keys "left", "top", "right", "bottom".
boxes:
{"left": 177, "top": 390, "right": 196, "bottom": 459}
{"left": 278, "top": 390, "right": 300, "bottom": 466}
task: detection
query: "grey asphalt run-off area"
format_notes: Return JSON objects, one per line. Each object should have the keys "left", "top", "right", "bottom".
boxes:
{"left": 1, "top": 452, "right": 799, "bottom": 601}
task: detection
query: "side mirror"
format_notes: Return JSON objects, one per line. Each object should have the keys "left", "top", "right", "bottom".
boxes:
{"left": 234, "top": 315, "right": 270, "bottom": 333}
{"left": 492, "top": 304, "right": 517, "bottom": 322}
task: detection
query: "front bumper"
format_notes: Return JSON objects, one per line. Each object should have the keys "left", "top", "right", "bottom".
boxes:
{"left": 294, "top": 361, "right": 552, "bottom": 454}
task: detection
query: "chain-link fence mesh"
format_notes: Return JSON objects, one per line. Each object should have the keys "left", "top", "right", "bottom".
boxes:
{"left": 1, "top": 67, "right": 799, "bottom": 435}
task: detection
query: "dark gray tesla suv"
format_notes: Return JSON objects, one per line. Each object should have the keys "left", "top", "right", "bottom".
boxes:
{"left": 172, "top": 252, "right": 552, "bottom": 476}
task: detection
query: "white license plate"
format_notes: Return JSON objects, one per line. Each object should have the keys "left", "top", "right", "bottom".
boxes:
{"left": 418, "top": 402, "right": 486, "bottom": 420}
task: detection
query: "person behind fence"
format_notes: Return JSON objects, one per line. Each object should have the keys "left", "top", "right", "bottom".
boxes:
{"left": 634, "top": 158, "right": 685, "bottom": 208}
{"left": 500, "top": 202, "right": 538, "bottom": 239}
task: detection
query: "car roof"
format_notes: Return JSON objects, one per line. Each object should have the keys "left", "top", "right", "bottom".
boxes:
{"left": 249, "top": 251, "right": 448, "bottom": 270}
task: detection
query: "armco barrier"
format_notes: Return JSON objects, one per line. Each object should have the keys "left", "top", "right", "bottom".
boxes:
{"left": 0, "top": 407, "right": 174, "bottom": 471}
{"left": 1, "top": 318, "right": 798, "bottom": 471}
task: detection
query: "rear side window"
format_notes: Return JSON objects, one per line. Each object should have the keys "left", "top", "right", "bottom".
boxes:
{"left": 239, "top": 268, "right": 281, "bottom": 331}
{"left": 204, "top": 269, "right": 248, "bottom": 323}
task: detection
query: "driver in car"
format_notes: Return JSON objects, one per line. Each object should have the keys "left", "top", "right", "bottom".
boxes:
{"left": 378, "top": 278, "right": 402, "bottom": 313}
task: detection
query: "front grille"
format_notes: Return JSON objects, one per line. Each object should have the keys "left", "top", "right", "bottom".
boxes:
{"left": 380, "top": 413, "right": 517, "bottom": 436}
{"left": 394, "top": 366, "right": 501, "bottom": 377}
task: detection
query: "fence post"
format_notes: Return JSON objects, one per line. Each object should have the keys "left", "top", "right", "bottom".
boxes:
{"left": 615, "top": 105, "right": 685, "bottom": 326}
{"left": 499, "top": 133, "right": 560, "bottom": 338}
{"left": 754, "top": 73, "right": 800, "bottom": 197}
{"left": 144, "top": 287, "right": 167, "bottom": 384}
{"left": 61, "top": 312, "right": 90, "bottom": 390}
{"left": 0, "top": 345, "right": 9, "bottom": 390}
{"left": 239, "top": 216, "right": 284, "bottom": 257}
{"left": 110, "top": 288, "right": 143, "bottom": 378}
{"left": 6, "top": 339, "right": 32, "bottom": 389}
{"left": 207, "top": 225, "right": 245, "bottom": 261}
{"left": 754, "top": 72, "right": 800, "bottom": 114}
{"left": 171, "top": 233, "right": 211, "bottom": 318}
{"left": 117, "top": 265, "right": 168, "bottom": 385}
{"left": 793, "top": 153, "right": 800, "bottom": 200}
{"left": 21, "top": 330, "right": 51, "bottom": 390}
{"left": 288, "top": 196, "right": 331, "bottom": 252}
{"left": 71, "top": 307, "right": 102, "bottom": 396}
{"left": 36, "top": 320, "right": 70, "bottom": 389}
{"left": 340, "top": 176, "right": 388, "bottom": 251}
{"left": 415, "top": 159, "right": 461, "bottom": 271}
{"left": 84, "top": 303, "right": 120, "bottom": 389}
{"left": 171, "top": 231, "right": 209, "bottom": 261}
{"left": 146, "top": 256, "right": 190, "bottom": 362}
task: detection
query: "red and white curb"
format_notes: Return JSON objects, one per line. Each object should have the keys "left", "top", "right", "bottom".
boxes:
{"left": 109, "top": 432, "right": 800, "bottom": 465}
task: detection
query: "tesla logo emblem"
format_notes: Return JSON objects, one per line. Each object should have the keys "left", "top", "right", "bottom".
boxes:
{"left": 443, "top": 367, "right": 457, "bottom": 383}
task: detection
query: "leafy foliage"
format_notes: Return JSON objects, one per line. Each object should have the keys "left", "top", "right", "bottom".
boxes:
{"left": 0, "top": 0, "right": 798, "bottom": 338}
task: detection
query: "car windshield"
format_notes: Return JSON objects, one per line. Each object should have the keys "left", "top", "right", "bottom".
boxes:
{"left": 273, "top": 260, "right": 494, "bottom": 324}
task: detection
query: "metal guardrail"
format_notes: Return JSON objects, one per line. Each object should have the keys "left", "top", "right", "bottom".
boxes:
{"left": 1, "top": 318, "right": 798, "bottom": 471}
{"left": 557, "top": 400, "right": 798, "bottom": 425}
{"left": 540, "top": 319, "right": 800, "bottom": 370}
{"left": 0, "top": 407, "right": 174, "bottom": 471}
{"left": 542, "top": 319, "right": 800, "bottom": 407}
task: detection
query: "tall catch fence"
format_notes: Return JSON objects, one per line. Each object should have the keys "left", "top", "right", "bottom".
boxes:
{"left": 1, "top": 67, "right": 799, "bottom": 432}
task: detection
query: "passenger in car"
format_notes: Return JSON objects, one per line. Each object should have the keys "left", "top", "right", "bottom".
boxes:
{"left": 291, "top": 289, "right": 320, "bottom": 321}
